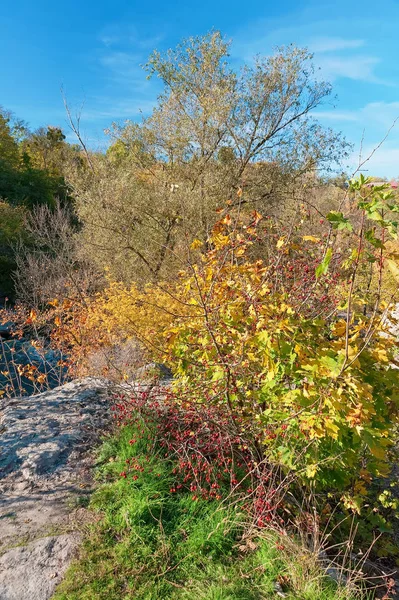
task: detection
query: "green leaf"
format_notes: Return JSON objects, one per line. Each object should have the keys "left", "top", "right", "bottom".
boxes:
{"left": 315, "top": 247, "right": 333, "bottom": 278}
{"left": 211, "top": 366, "right": 225, "bottom": 381}
{"left": 365, "top": 229, "right": 384, "bottom": 249}
{"left": 319, "top": 354, "right": 344, "bottom": 377}
{"left": 367, "top": 210, "right": 384, "bottom": 223}
{"left": 326, "top": 211, "right": 353, "bottom": 231}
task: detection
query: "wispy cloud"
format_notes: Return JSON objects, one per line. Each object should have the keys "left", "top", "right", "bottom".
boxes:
{"left": 76, "top": 25, "right": 164, "bottom": 129}
{"left": 98, "top": 23, "right": 164, "bottom": 51}
{"left": 81, "top": 97, "right": 157, "bottom": 122}
{"left": 99, "top": 34, "right": 121, "bottom": 47}
{"left": 313, "top": 102, "right": 399, "bottom": 177}
{"left": 314, "top": 101, "right": 399, "bottom": 127}
{"left": 308, "top": 37, "right": 364, "bottom": 53}
{"left": 316, "top": 55, "right": 381, "bottom": 83}
{"left": 99, "top": 51, "right": 147, "bottom": 85}
{"left": 231, "top": 15, "right": 385, "bottom": 85}
{"left": 360, "top": 102, "right": 399, "bottom": 127}
{"left": 312, "top": 109, "right": 359, "bottom": 122}
{"left": 93, "top": 22, "right": 166, "bottom": 98}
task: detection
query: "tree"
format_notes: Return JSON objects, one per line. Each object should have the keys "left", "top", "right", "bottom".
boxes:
{"left": 23, "top": 126, "right": 66, "bottom": 172}
{"left": 69, "top": 32, "right": 350, "bottom": 285}
{"left": 0, "top": 112, "right": 82, "bottom": 212}
{"left": 0, "top": 110, "right": 21, "bottom": 168}
{"left": 0, "top": 107, "right": 84, "bottom": 298}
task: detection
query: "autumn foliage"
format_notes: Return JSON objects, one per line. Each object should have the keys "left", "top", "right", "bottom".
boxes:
{"left": 52, "top": 177, "right": 399, "bottom": 510}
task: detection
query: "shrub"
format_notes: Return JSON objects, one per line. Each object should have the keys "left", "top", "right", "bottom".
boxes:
{"left": 45, "top": 177, "right": 399, "bottom": 567}
{"left": 54, "top": 178, "right": 399, "bottom": 500}
{"left": 47, "top": 179, "right": 397, "bottom": 543}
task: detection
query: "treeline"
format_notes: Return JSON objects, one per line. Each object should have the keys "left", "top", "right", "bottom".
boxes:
{"left": 0, "top": 109, "right": 83, "bottom": 300}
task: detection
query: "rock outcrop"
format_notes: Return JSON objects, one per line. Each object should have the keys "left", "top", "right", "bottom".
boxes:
{"left": 0, "top": 378, "right": 111, "bottom": 600}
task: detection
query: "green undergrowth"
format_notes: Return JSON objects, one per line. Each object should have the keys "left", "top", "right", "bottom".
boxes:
{"left": 54, "top": 424, "right": 365, "bottom": 600}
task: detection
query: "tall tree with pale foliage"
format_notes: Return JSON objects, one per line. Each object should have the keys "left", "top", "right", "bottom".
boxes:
{"left": 68, "top": 31, "right": 349, "bottom": 284}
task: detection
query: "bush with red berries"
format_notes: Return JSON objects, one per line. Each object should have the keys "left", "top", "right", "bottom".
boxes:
{"left": 111, "top": 386, "right": 289, "bottom": 529}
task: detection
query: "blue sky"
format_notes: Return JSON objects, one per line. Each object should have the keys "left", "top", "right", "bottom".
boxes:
{"left": 2, "top": 0, "right": 399, "bottom": 176}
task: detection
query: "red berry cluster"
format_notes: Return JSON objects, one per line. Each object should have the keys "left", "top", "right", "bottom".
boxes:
{"left": 112, "top": 386, "right": 285, "bottom": 527}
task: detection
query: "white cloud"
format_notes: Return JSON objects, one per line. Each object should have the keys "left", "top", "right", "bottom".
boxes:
{"left": 312, "top": 103, "right": 399, "bottom": 177}
{"left": 361, "top": 102, "right": 399, "bottom": 127}
{"left": 308, "top": 37, "right": 364, "bottom": 53}
{"left": 100, "top": 52, "right": 144, "bottom": 77}
{"left": 231, "top": 16, "right": 385, "bottom": 85}
{"left": 99, "top": 34, "right": 120, "bottom": 47}
{"left": 75, "top": 25, "right": 165, "bottom": 130}
{"left": 316, "top": 55, "right": 381, "bottom": 83}
{"left": 81, "top": 98, "right": 157, "bottom": 122}
{"left": 98, "top": 24, "right": 164, "bottom": 51}
{"left": 312, "top": 109, "right": 359, "bottom": 122}
{"left": 314, "top": 102, "right": 399, "bottom": 127}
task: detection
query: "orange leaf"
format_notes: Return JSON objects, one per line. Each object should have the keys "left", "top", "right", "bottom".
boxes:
{"left": 252, "top": 210, "right": 262, "bottom": 225}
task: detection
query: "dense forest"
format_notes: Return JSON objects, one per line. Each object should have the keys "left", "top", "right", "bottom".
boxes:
{"left": 1, "top": 31, "right": 399, "bottom": 599}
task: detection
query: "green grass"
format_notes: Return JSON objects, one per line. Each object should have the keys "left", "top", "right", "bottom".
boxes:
{"left": 53, "top": 424, "right": 362, "bottom": 600}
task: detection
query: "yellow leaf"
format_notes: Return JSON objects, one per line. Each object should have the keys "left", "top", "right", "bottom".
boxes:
{"left": 370, "top": 444, "right": 387, "bottom": 460}
{"left": 332, "top": 320, "right": 347, "bottom": 337}
{"left": 276, "top": 237, "right": 285, "bottom": 249}
{"left": 325, "top": 420, "right": 340, "bottom": 440}
{"left": 354, "top": 480, "right": 367, "bottom": 496}
{"left": 373, "top": 348, "right": 388, "bottom": 362}
{"left": 306, "top": 464, "right": 318, "bottom": 478}
{"left": 214, "top": 234, "right": 230, "bottom": 248}
{"left": 190, "top": 239, "right": 203, "bottom": 250}
{"left": 28, "top": 309, "right": 37, "bottom": 323}
{"left": 302, "top": 235, "right": 320, "bottom": 243}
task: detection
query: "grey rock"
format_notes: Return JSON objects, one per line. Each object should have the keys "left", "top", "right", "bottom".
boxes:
{"left": 0, "top": 535, "right": 79, "bottom": 600}
{"left": 0, "top": 378, "right": 110, "bottom": 481}
{"left": 135, "top": 362, "right": 173, "bottom": 382}
{"left": 0, "top": 378, "right": 112, "bottom": 600}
